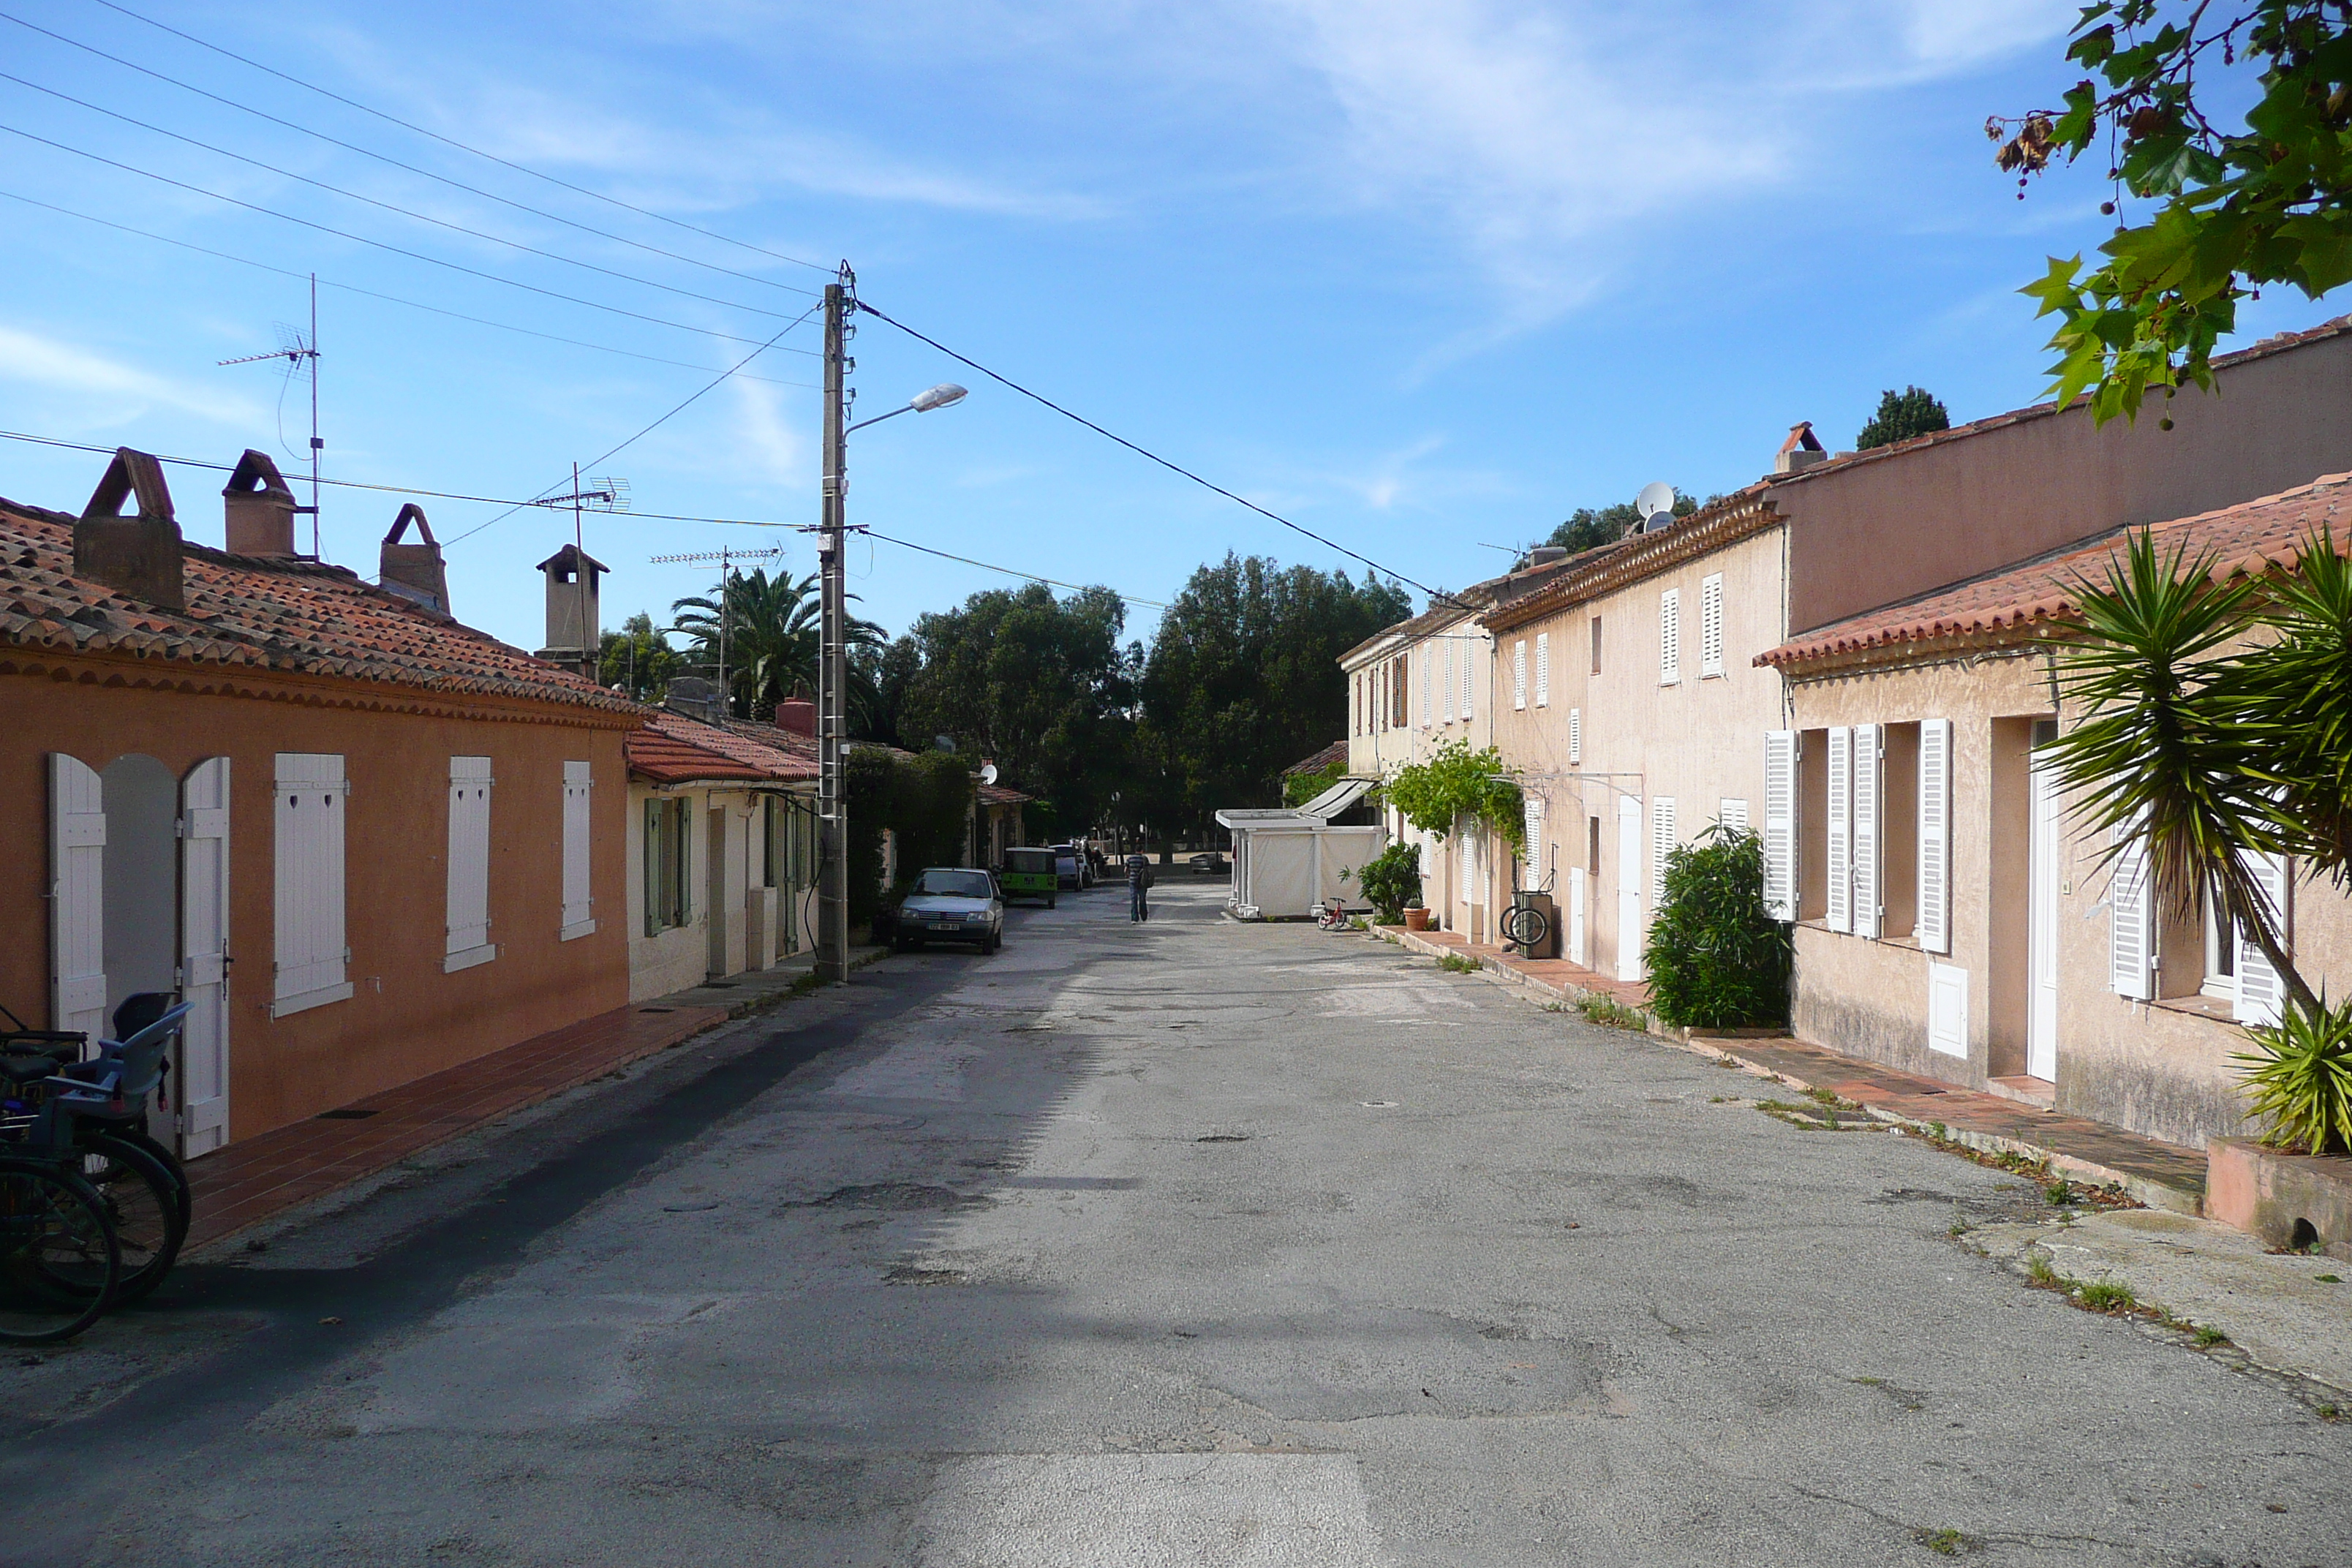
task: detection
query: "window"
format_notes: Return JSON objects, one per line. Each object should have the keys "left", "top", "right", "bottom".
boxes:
{"left": 1763, "top": 731, "right": 1798, "bottom": 921}
{"left": 1460, "top": 644, "right": 1473, "bottom": 720}
{"left": 915, "top": 869, "right": 992, "bottom": 898}
{"left": 1568, "top": 706, "right": 1581, "bottom": 764}
{"left": 1916, "top": 721, "right": 1950, "bottom": 954}
{"left": 1587, "top": 815, "right": 1601, "bottom": 877}
{"left": 562, "top": 761, "right": 595, "bottom": 940}
{"left": 763, "top": 795, "right": 786, "bottom": 889}
{"left": 1442, "top": 644, "right": 1455, "bottom": 724}
{"left": 1512, "top": 640, "right": 1527, "bottom": 710}
{"left": 1420, "top": 650, "right": 1431, "bottom": 728}
{"left": 273, "top": 753, "right": 350, "bottom": 1017}
{"left": 1590, "top": 615, "right": 1602, "bottom": 676}
{"left": 1534, "top": 633, "right": 1550, "bottom": 707}
{"left": 1718, "top": 798, "right": 1749, "bottom": 832}
{"left": 644, "top": 796, "right": 691, "bottom": 935}
{"left": 1659, "top": 589, "right": 1681, "bottom": 686}
{"left": 1392, "top": 658, "right": 1407, "bottom": 729}
{"left": 445, "top": 755, "right": 496, "bottom": 973}
{"left": 1700, "top": 573, "right": 1725, "bottom": 678}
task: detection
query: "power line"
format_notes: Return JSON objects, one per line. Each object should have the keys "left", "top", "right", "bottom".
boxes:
{"left": 0, "top": 72, "right": 817, "bottom": 315}
{"left": 853, "top": 300, "right": 1457, "bottom": 607}
{"left": 0, "top": 188, "right": 819, "bottom": 389}
{"left": 443, "top": 303, "right": 823, "bottom": 547}
{"left": 862, "top": 529, "right": 1169, "bottom": 608}
{"left": 85, "top": 0, "right": 833, "bottom": 277}
{"left": 0, "top": 10, "right": 819, "bottom": 303}
{"left": 0, "top": 121, "right": 823, "bottom": 352}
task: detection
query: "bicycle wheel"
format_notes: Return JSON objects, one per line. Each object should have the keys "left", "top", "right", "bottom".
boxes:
{"left": 78, "top": 1133, "right": 185, "bottom": 1305}
{"left": 0, "top": 1158, "right": 118, "bottom": 1343}
{"left": 1502, "top": 905, "right": 1550, "bottom": 949}
{"left": 105, "top": 1126, "right": 192, "bottom": 1234}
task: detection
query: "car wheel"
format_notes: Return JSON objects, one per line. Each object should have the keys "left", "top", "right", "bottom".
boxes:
{"left": 893, "top": 932, "right": 913, "bottom": 953}
{"left": 1047, "top": 894, "right": 1058, "bottom": 909}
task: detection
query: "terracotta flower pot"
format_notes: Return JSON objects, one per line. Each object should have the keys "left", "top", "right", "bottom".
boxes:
{"left": 1403, "top": 907, "right": 1432, "bottom": 931}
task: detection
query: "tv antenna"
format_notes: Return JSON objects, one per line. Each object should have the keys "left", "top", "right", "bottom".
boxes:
{"left": 219, "top": 272, "right": 322, "bottom": 554}
{"left": 528, "top": 470, "right": 629, "bottom": 682}
{"left": 649, "top": 543, "right": 782, "bottom": 716}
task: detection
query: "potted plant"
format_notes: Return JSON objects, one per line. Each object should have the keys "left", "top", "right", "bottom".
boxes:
{"left": 1358, "top": 841, "right": 1425, "bottom": 929}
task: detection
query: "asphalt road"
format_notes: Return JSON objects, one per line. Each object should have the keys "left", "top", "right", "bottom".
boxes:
{"left": 4, "top": 877, "right": 2347, "bottom": 1566}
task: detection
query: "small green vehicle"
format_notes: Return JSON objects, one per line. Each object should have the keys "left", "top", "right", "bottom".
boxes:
{"left": 999, "top": 847, "right": 1060, "bottom": 908}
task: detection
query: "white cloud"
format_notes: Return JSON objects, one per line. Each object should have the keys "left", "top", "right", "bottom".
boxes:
{"left": 730, "top": 372, "right": 803, "bottom": 486}
{"left": 0, "top": 323, "right": 266, "bottom": 426}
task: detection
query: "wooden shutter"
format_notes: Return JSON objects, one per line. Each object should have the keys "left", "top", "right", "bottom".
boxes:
{"left": 1659, "top": 589, "right": 1681, "bottom": 685}
{"left": 179, "top": 757, "right": 232, "bottom": 1154}
{"left": 562, "top": 760, "right": 595, "bottom": 940}
{"left": 1917, "top": 719, "right": 1952, "bottom": 954}
{"left": 2108, "top": 820, "right": 2154, "bottom": 1000}
{"left": 1763, "top": 729, "right": 1798, "bottom": 922}
{"left": 2234, "top": 852, "right": 2291, "bottom": 1025}
{"left": 1534, "top": 633, "right": 1549, "bottom": 707}
{"left": 274, "top": 753, "right": 350, "bottom": 1014}
{"left": 48, "top": 753, "right": 106, "bottom": 1049}
{"left": 1928, "top": 962, "right": 1969, "bottom": 1058}
{"left": 1825, "top": 727, "right": 1852, "bottom": 932}
{"left": 1651, "top": 796, "right": 1677, "bottom": 904}
{"left": 1700, "top": 573, "right": 1725, "bottom": 677}
{"left": 1852, "top": 723, "right": 1882, "bottom": 940}
{"left": 445, "top": 756, "right": 495, "bottom": 970}
{"left": 1512, "top": 640, "right": 1527, "bottom": 710}
{"left": 1568, "top": 707, "right": 1581, "bottom": 765}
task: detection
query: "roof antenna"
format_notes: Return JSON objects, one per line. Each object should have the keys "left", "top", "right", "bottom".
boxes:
{"left": 220, "top": 274, "right": 323, "bottom": 555}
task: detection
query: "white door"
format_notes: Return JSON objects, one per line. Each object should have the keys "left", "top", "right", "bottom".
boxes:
{"left": 179, "top": 758, "right": 232, "bottom": 1156}
{"left": 2027, "top": 736, "right": 2059, "bottom": 1080}
{"left": 1616, "top": 794, "right": 1643, "bottom": 982}
{"left": 48, "top": 753, "right": 107, "bottom": 1051}
{"left": 1567, "top": 865, "right": 1587, "bottom": 967}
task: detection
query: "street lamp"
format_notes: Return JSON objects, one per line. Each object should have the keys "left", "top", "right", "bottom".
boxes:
{"left": 817, "top": 274, "right": 970, "bottom": 987}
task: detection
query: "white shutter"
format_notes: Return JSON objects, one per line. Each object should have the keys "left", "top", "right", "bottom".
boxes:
{"left": 1659, "top": 589, "right": 1681, "bottom": 685}
{"left": 1852, "top": 723, "right": 1882, "bottom": 940}
{"left": 1567, "top": 865, "right": 1587, "bottom": 965}
{"left": 1700, "top": 573, "right": 1725, "bottom": 678}
{"left": 1568, "top": 707, "right": 1582, "bottom": 764}
{"left": 562, "top": 761, "right": 596, "bottom": 940}
{"left": 1918, "top": 719, "right": 1952, "bottom": 954}
{"left": 1460, "top": 644, "right": 1473, "bottom": 720}
{"left": 1512, "top": 640, "right": 1527, "bottom": 710}
{"left": 1929, "top": 962, "right": 1970, "bottom": 1058}
{"left": 1443, "top": 644, "right": 1455, "bottom": 724}
{"left": 1719, "top": 798, "right": 1749, "bottom": 832}
{"left": 1651, "top": 797, "right": 1677, "bottom": 904}
{"left": 445, "top": 756, "right": 496, "bottom": 971}
{"left": 1534, "top": 633, "right": 1550, "bottom": 707}
{"left": 274, "top": 752, "right": 350, "bottom": 1016}
{"left": 1826, "top": 727, "right": 1852, "bottom": 933}
{"left": 48, "top": 753, "right": 106, "bottom": 1049}
{"left": 1420, "top": 650, "right": 1431, "bottom": 728}
{"left": 1763, "top": 729, "right": 1798, "bottom": 922}
{"left": 2234, "top": 852, "right": 2291, "bottom": 1025}
{"left": 2108, "top": 820, "right": 2154, "bottom": 1001}
{"left": 1523, "top": 793, "right": 1544, "bottom": 875}
{"left": 179, "top": 757, "right": 232, "bottom": 1154}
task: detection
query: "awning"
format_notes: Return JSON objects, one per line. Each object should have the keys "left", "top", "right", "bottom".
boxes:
{"left": 1296, "top": 775, "right": 1376, "bottom": 821}
{"left": 1215, "top": 807, "right": 1316, "bottom": 831}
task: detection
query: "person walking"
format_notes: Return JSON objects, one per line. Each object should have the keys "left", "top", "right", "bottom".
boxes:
{"left": 1126, "top": 852, "right": 1150, "bottom": 923}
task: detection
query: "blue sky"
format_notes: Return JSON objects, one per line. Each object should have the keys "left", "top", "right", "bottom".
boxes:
{"left": 1, "top": 0, "right": 2338, "bottom": 653}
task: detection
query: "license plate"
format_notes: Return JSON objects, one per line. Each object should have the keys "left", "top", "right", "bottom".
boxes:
{"left": 930, "top": 922, "right": 960, "bottom": 932}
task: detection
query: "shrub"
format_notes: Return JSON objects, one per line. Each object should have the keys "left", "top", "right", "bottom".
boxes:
{"left": 1356, "top": 841, "right": 1424, "bottom": 923}
{"left": 1385, "top": 740, "right": 1523, "bottom": 854}
{"left": 1643, "top": 825, "right": 1792, "bottom": 1030}
{"left": 2233, "top": 996, "right": 2352, "bottom": 1155}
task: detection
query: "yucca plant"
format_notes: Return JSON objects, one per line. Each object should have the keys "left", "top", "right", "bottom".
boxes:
{"left": 2233, "top": 998, "right": 2352, "bottom": 1156}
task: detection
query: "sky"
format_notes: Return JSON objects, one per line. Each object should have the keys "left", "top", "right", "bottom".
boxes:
{"left": 0, "top": 0, "right": 2340, "bottom": 655}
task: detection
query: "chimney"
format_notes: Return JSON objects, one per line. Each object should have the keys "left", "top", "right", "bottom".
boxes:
{"left": 75, "top": 448, "right": 184, "bottom": 610}
{"left": 378, "top": 503, "right": 451, "bottom": 615}
{"left": 221, "top": 448, "right": 298, "bottom": 556}
{"left": 534, "top": 542, "right": 608, "bottom": 677}
{"left": 663, "top": 675, "right": 727, "bottom": 724}
{"left": 1774, "top": 421, "right": 1828, "bottom": 475}
{"left": 775, "top": 697, "right": 815, "bottom": 736}
{"left": 1526, "top": 545, "right": 1568, "bottom": 568}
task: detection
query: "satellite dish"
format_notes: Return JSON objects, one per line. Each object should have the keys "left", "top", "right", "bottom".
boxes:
{"left": 1635, "top": 481, "right": 1676, "bottom": 531}
{"left": 979, "top": 762, "right": 999, "bottom": 786}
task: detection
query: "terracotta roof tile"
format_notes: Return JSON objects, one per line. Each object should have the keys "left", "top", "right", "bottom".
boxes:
{"left": 625, "top": 710, "right": 817, "bottom": 785}
{"left": 1282, "top": 739, "right": 1348, "bottom": 778}
{"left": 0, "top": 499, "right": 636, "bottom": 715}
{"left": 1760, "top": 470, "right": 2352, "bottom": 670}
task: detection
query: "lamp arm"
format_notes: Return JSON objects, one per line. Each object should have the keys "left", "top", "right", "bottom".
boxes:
{"left": 844, "top": 403, "right": 915, "bottom": 436}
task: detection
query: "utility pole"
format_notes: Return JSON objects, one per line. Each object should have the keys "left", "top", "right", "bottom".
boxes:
{"left": 817, "top": 265, "right": 855, "bottom": 984}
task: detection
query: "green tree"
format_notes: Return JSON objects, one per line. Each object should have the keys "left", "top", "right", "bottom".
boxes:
{"left": 1855, "top": 387, "right": 1951, "bottom": 451}
{"left": 1139, "top": 554, "right": 1411, "bottom": 834}
{"left": 1545, "top": 491, "right": 1697, "bottom": 555}
{"left": 1283, "top": 758, "right": 1347, "bottom": 807}
{"left": 1385, "top": 739, "right": 1524, "bottom": 853}
{"left": 1995, "top": 2, "right": 2352, "bottom": 422}
{"left": 598, "top": 611, "right": 682, "bottom": 701}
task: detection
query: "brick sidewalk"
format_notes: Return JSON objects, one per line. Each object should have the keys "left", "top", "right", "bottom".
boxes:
{"left": 184, "top": 1000, "right": 727, "bottom": 1249}
{"left": 1378, "top": 923, "right": 1654, "bottom": 1011}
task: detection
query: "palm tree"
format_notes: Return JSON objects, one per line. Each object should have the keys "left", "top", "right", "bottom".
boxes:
{"left": 671, "top": 567, "right": 888, "bottom": 719}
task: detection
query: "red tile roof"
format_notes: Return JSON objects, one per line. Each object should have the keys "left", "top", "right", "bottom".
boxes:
{"left": 625, "top": 710, "right": 817, "bottom": 785}
{"left": 0, "top": 497, "right": 636, "bottom": 715}
{"left": 1759, "top": 470, "right": 2352, "bottom": 671}
{"left": 1282, "top": 739, "right": 1348, "bottom": 778}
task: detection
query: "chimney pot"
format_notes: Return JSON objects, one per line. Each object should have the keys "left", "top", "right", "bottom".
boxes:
{"left": 75, "top": 448, "right": 184, "bottom": 610}
{"left": 1774, "top": 421, "right": 1828, "bottom": 476}
{"left": 379, "top": 503, "right": 451, "bottom": 615}
{"left": 1526, "top": 545, "right": 1568, "bottom": 567}
{"left": 535, "top": 542, "right": 608, "bottom": 678}
{"left": 663, "top": 675, "right": 726, "bottom": 724}
{"left": 776, "top": 698, "right": 816, "bottom": 736}
{"left": 221, "top": 449, "right": 298, "bottom": 556}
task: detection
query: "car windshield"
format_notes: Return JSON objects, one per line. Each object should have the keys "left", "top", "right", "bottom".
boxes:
{"left": 1006, "top": 851, "right": 1055, "bottom": 873}
{"left": 914, "top": 870, "right": 992, "bottom": 899}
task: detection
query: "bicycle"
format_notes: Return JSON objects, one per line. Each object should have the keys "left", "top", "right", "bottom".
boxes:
{"left": 1499, "top": 901, "right": 1551, "bottom": 954}
{"left": 1313, "top": 899, "right": 1356, "bottom": 932}
{"left": 0, "top": 1155, "right": 119, "bottom": 1344}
